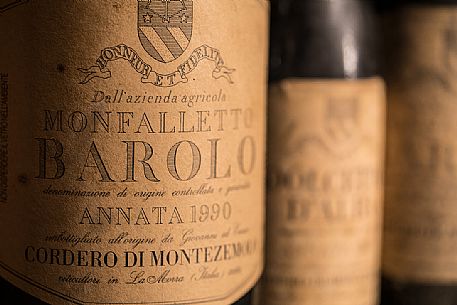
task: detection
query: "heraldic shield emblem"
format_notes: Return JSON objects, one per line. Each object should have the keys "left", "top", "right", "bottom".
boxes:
{"left": 138, "top": 0, "right": 193, "bottom": 63}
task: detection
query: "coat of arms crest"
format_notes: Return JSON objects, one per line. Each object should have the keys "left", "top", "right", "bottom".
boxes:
{"left": 79, "top": 0, "right": 234, "bottom": 87}
{"left": 138, "top": 0, "right": 193, "bottom": 63}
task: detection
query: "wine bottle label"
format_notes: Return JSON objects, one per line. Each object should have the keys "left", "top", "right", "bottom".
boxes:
{"left": 383, "top": 6, "right": 457, "bottom": 283}
{"left": 263, "top": 79, "right": 385, "bottom": 305}
{"left": 0, "top": 1, "right": 268, "bottom": 304}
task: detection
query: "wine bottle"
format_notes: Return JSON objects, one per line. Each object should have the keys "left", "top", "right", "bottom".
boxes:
{"left": 0, "top": 1, "right": 268, "bottom": 304}
{"left": 261, "top": 0, "right": 385, "bottom": 305}
{"left": 381, "top": 1, "right": 457, "bottom": 305}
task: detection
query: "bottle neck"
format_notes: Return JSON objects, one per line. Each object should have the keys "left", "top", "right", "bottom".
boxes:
{"left": 270, "top": 0, "right": 378, "bottom": 81}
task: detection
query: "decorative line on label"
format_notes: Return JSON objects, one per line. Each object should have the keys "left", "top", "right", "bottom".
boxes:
{"left": 0, "top": 0, "right": 29, "bottom": 14}
{"left": 78, "top": 44, "right": 236, "bottom": 87}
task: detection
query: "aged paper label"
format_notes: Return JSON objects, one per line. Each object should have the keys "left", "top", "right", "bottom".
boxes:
{"left": 262, "top": 79, "right": 385, "bottom": 305}
{"left": 383, "top": 6, "right": 457, "bottom": 283}
{"left": 0, "top": 1, "right": 268, "bottom": 304}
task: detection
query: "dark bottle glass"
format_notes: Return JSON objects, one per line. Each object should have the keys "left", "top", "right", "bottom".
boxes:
{"left": 262, "top": 1, "right": 385, "bottom": 305}
{"left": 1, "top": 279, "right": 47, "bottom": 305}
{"left": 269, "top": 0, "right": 378, "bottom": 80}
{"left": 0, "top": 278, "right": 254, "bottom": 305}
{"left": 380, "top": 1, "right": 457, "bottom": 305}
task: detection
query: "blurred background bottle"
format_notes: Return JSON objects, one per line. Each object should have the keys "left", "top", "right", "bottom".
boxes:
{"left": 381, "top": 1, "right": 457, "bottom": 304}
{"left": 261, "top": 1, "right": 385, "bottom": 305}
